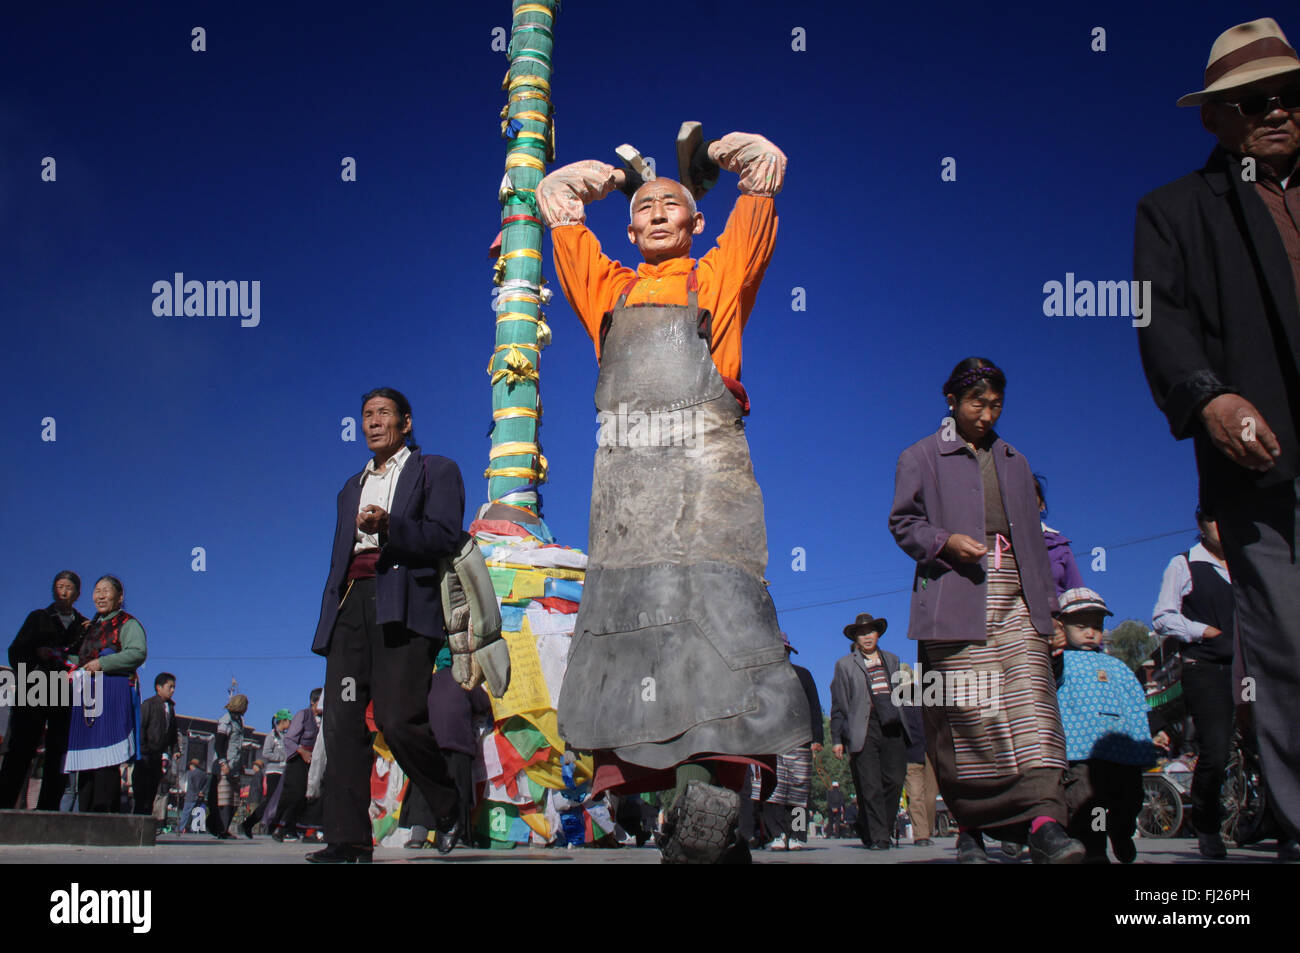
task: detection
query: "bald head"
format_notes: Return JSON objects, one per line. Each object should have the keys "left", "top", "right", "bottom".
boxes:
{"left": 626, "top": 177, "right": 705, "bottom": 265}
{"left": 629, "top": 178, "right": 696, "bottom": 221}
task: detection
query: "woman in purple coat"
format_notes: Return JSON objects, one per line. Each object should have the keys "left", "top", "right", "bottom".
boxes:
{"left": 1033, "top": 474, "right": 1084, "bottom": 596}
{"left": 888, "top": 358, "right": 1084, "bottom": 864}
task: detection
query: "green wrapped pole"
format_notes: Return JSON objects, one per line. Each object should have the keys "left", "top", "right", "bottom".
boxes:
{"left": 486, "top": 0, "right": 560, "bottom": 515}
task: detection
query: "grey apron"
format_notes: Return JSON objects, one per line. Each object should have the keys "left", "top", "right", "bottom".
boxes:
{"left": 557, "top": 275, "right": 811, "bottom": 770}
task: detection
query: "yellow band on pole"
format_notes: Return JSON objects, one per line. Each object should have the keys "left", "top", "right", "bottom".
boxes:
{"left": 510, "top": 110, "right": 550, "bottom": 124}
{"left": 513, "top": 3, "right": 554, "bottom": 17}
{"left": 494, "top": 341, "right": 539, "bottom": 353}
{"left": 493, "top": 406, "right": 539, "bottom": 420}
{"left": 500, "top": 248, "right": 542, "bottom": 261}
{"left": 508, "top": 75, "right": 551, "bottom": 95}
{"left": 497, "top": 312, "right": 540, "bottom": 324}
{"left": 505, "top": 152, "right": 546, "bottom": 171}
{"left": 490, "top": 441, "right": 540, "bottom": 459}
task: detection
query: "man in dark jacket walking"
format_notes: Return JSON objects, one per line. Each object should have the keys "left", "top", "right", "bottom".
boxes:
{"left": 307, "top": 387, "right": 466, "bottom": 863}
{"left": 1135, "top": 16, "right": 1300, "bottom": 859}
{"left": 0, "top": 571, "right": 87, "bottom": 810}
{"left": 134, "top": 672, "right": 178, "bottom": 815}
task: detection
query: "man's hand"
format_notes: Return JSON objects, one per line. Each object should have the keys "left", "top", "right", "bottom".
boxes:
{"left": 811, "top": 742, "right": 823, "bottom": 754}
{"left": 299, "top": 748, "right": 313, "bottom": 764}
{"left": 1201, "top": 394, "right": 1280, "bottom": 471}
{"left": 537, "top": 160, "right": 623, "bottom": 228}
{"left": 82, "top": 658, "right": 102, "bottom": 674}
{"left": 1153, "top": 730, "right": 1171, "bottom": 751}
{"left": 832, "top": 744, "right": 845, "bottom": 760}
{"left": 220, "top": 763, "right": 229, "bottom": 776}
{"left": 707, "top": 132, "right": 787, "bottom": 196}
{"left": 1201, "top": 625, "right": 1223, "bottom": 640}
{"left": 942, "top": 533, "right": 988, "bottom": 563}
{"left": 356, "top": 505, "right": 388, "bottom": 535}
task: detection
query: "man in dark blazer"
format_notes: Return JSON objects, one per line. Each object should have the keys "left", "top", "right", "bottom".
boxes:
{"left": 0, "top": 571, "right": 87, "bottom": 810}
{"left": 307, "top": 387, "right": 467, "bottom": 864}
{"left": 1135, "top": 17, "right": 1300, "bottom": 860}
{"left": 134, "top": 672, "right": 178, "bottom": 815}
{"left": 830, "top": 613, "right": 912, "bottom": 849}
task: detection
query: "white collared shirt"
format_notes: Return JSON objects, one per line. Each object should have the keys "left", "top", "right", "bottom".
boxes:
{"left": 354, "top": 445, "right": 412, "bottom": 553}
{"left": 1152, "top": 541, "right": 1231, "bottom": 643}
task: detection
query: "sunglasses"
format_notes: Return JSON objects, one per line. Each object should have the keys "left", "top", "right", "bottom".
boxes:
{"left": 1220, "top": 85, "right": 1300, "bottom": 118}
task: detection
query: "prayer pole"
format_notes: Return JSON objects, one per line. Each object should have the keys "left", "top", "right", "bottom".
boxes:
{"left": 485, "top": 0, "right": 560, "bottom": 515}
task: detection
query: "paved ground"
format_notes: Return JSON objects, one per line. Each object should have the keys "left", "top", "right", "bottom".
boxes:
{"left": 0, "top": 832, "right": 1287, "bottom": 864}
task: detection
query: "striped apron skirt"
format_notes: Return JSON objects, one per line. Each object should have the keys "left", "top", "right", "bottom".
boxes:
{"left": 920, "top": 549, "right": 1067, "bottom": 837}
{"left": 768, "top": 747, "right": 813, "bottom": 806}
{"left": 65, "top": 671, "right": 140, "bottom": 773}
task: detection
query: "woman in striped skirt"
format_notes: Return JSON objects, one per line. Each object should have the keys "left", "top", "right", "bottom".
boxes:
{"left": 889, "top": 358, "right": 1084, "bottom": 864}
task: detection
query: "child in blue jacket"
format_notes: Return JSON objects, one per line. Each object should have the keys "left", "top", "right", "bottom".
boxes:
{"left": 1053, "top": 588, "right": 1157, "bottom": 863}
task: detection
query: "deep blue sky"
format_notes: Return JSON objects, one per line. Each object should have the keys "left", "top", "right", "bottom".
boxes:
{"left": 1, "top": 2, "right": 1266, "bottom": 727}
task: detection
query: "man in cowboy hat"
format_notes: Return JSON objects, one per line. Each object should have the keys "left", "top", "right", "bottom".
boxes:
{"left": 829, "top": 612, "right": 913, "bottom": 849}
{"left": 1135, "top": 16, "right": 1300, "bottom": 861}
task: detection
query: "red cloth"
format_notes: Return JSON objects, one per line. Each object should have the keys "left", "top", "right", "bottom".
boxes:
{"left": 469, "top": 519, "right": 535, "bottom": 539}
{"left": 347, "top": 550, "right": 380, "bottom": 580}
{"left": 532, "top": 597, "right": 580, "bottom": 614}
{"left": 590, "top": 752, "right": 776, "bottom": 799}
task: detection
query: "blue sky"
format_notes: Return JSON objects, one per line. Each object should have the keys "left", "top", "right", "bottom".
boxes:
{"left": 1, "top": 1, "right": 1265, "bottom": 727}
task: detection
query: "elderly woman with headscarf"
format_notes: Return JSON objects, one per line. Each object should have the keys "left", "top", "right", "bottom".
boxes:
{"left": 889, "top": 358, "right": 1084, "bottom": 864}
{"left": 64, "top": 575, "right": 147, "bottom": 812}
{"left": 208, "top": 694, "right": 249, "bottom": 839}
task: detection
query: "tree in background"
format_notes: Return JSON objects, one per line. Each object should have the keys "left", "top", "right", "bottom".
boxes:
{"left": 810, "top": 715, "right": 854, "bottom": 817}
{"left": 1106, "top": 619, "right": 1158, "bottom": 671}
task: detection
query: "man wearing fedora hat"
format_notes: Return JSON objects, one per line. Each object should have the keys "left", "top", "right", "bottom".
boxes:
{"left": 1136, "top": 16, "right": 1300, "bottom": 858}
{"left": 830, "top": 612, "right": 912, "bottom": 849}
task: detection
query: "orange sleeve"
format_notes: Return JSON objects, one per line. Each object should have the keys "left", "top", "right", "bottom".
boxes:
{"left": 695, "top": 195, "right": 778, "bottom": 380}
{"left": 550, "top": 224, "right": 635, "bottom": 359}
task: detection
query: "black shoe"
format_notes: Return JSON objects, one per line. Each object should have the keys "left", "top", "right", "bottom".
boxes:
{"left": 1083, "top": 850, "right": 1112, "bottom": 864}
{"left": 1197, "top": 831, "right": 1228, "bottom": 859}
{"left": 306, "top": 843, "right": 372, "bottom": 864}
{"left": 1278, "top": 839, "right": 1300, "bottom": 863}
{"left": 1111, "top": 835, "right": 1137, "bottom": 864}
{"left": 957, "top": 831, "right": 990, "bottom": 864}
{"left": 872, "top": 840, "right": 892, "bottom": 850}
{"left": 240, "top": 819, "right": 255, "bottom": 839}
{"left": 1027, "top": 821, "right": 1086, "bottom": 864}
{"left": 435, "top": 821, "right": 462, "bottom": 855}
{"left": 721, "top": 832, "right": 753, "bottom": 865}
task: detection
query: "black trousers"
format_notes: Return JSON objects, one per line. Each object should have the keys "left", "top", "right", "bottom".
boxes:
{"left": 0, "top": 702, "right": 71, "bottom": 810}
{"left": 78, "top": 765, "right": 121, "bottom": 813}
{"left": 1182, "top": 660, "right": 1235, "bottom": 834}
{"left": 1217, "top": 476, "right": 1300, "bottom": 840}
{"left": 132, "top": 753, "right": 163, "bottom": 815}
{"left": 323, "top": 576, "right": 458, "bottom": 845}
{"left": 271, "top": 758, "right": 310, "bottom": 833}
{"left": 849, "top": 712, "right": 907, "bottom": 845}
{"left": 1064, "top": 760, "right": 1144, "bottom": 855}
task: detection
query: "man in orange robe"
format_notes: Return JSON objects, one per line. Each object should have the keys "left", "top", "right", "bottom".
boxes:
{"left": 538, "top": 132, "right": 811, "bottom": 864}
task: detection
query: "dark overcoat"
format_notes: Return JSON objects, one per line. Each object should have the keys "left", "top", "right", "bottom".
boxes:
{"left": 1135, "top": 146, "right": 1300, "bottom": 510}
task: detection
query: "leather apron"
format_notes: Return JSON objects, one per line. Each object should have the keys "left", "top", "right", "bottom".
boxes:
{"left": 557, "top": 273, "right": 810, "bottom": 770}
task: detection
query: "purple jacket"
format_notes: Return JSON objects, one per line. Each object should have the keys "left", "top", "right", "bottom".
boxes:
{"left": 1042, "top": 525, "right": 1084, "bottom": 595}
{"left": 312, "top": 452, "right": 465, "bottom": 655}
{"left": 889, "top": 427, "right": 1058, "bottom": 641}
